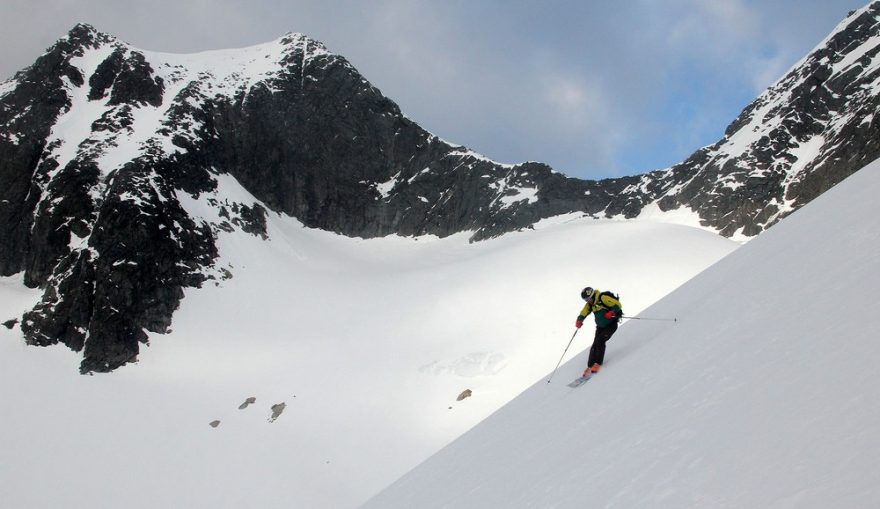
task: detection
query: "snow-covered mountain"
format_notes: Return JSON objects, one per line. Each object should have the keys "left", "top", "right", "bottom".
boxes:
{"left": 363, "top": 154, "right": 880, "bottom": 509}
{"left": 2, "top": 3, "right": 880, "bottom": 373}
{"left": 2, "top": 5, "right": 879, "bottom": 508}
{"left": 0, "top": 23, "right": 627, "bottom": 373}
{"left": 640, "top": 2, "right": 880, "bottom": 238}
{"left": 0, "top": 206, "right": 737, "bottom": 508}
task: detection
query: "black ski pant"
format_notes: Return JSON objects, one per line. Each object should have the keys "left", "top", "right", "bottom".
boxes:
{"left": 587, "top": 321, "right": 618, "bottom": 367}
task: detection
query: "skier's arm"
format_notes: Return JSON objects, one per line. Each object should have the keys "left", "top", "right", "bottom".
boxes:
{"left": 600, "top": 295, "right": 622, "bottom": 320}
{"left": 603, "top": 306, "right": 622, "bottom": 320}
{"left": 579, "top": 302, "right": 593, "bottom": 318}
{"left": 575, "top": 303, "right": 592, "bottom": 328}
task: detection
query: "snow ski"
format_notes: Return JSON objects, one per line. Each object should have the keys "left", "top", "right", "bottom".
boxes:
{"left": 567, "top": 375, "right": 592, "bottom": 388}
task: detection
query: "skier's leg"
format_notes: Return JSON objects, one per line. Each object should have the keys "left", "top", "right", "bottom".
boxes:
{"left": 588, "top": 327, "right": 605, "bottom": 368}
{"left": 593, "top": 322, "right": 618, "bottom": 366}
{"left": 594, "top": 335, "right": 608, "bottom": 365}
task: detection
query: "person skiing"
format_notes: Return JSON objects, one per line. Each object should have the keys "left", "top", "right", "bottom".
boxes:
{"left": 575, "top": 286, "right": 623, "bottom": 376}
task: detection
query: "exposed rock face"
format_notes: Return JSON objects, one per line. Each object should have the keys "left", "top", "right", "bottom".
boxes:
{"left": 2, "top": 25, "right": 217, "bottom": 372}
{"left": 645, "top": 5, "right": 880, "bottom": 236}
{"left": 269, "top": 403, "right": 286, "bottom": 423}
{"left": 2, "top": 5, "right": 880, "bottom": 372}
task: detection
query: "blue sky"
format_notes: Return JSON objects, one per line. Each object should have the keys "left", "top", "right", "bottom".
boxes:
{"left": 0, "top": 0, "right": 869, "bottom": 179}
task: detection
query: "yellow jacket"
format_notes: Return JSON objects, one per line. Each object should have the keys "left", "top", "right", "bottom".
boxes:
{"left": 578, "top": 289, "right": 623, "bottom": 328}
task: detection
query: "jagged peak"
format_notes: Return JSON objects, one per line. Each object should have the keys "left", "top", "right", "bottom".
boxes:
{"left": 718, "top": 1, "right": 880, "bottom": 142}
{"left": 837, "top": 1, "right": 880, "bottom": 36}
{"left": 62, "top": 23, "right": 120, "bottom": 49}
{"left": 782, "top": 2, "right": 880, "bottom": 77}
{"left": 68, "top": 23, "right": 100, "bottom": 38}
{"left": 275, "top": 32, "right": 336, "bottom": 63}
{"left": 279, "top": 32, "right": 330, "bottom": 50}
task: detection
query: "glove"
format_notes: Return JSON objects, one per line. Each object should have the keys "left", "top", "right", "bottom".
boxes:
{"left": 603, "top": 310, "right": 616, "bottom": 320}
{"left": 575, "top": 319, "right": 583, "bottom": 329}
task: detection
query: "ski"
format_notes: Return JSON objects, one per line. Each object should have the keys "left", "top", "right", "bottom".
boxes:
{"left": 567, "top": 374, "right": 592, "bottom": 388}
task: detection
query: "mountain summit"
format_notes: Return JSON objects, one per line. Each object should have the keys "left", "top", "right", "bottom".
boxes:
{"left": 2, "top": 4, "right": 880, "bottom": 372}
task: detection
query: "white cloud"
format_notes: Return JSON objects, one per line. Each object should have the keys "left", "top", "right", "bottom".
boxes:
{"left": 665, "top": 0, "right": 759, "bottom": 58}
{"left": 542, "top": 74, "right": 604, "bottom": 129}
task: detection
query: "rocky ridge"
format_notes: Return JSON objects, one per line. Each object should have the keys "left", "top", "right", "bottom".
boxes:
{"left": 2, "top": 4, "right": 879, "bottom": 372}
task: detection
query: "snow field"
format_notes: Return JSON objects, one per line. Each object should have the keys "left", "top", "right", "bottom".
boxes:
{"left": 0, "top": 187, "right": 735, "bottom": 508}
{"left": 364, "top": 159, "right": 880, "bottom": 509}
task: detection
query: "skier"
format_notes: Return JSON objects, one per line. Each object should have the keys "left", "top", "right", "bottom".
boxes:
{"left": 575, "top": 286, "right": 623, "bottom": 376}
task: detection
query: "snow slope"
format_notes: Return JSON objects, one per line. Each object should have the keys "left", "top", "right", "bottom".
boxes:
{"left": 0, "top": 195, "right": 735, "bottom": 508}
{"left": 364, "top": 160, "right": 880, "bottom": 508}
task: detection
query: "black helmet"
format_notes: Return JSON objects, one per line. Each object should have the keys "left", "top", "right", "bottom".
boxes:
{"left": 581, "top": 287, "right": 595, "bottom": 302}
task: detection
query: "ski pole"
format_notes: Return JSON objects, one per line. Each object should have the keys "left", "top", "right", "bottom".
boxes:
{"left": 622, "top": 315, "right": 677, "bottom": 322}
{"left": 547, "top": 328, "right": 579, "bottom": 384}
